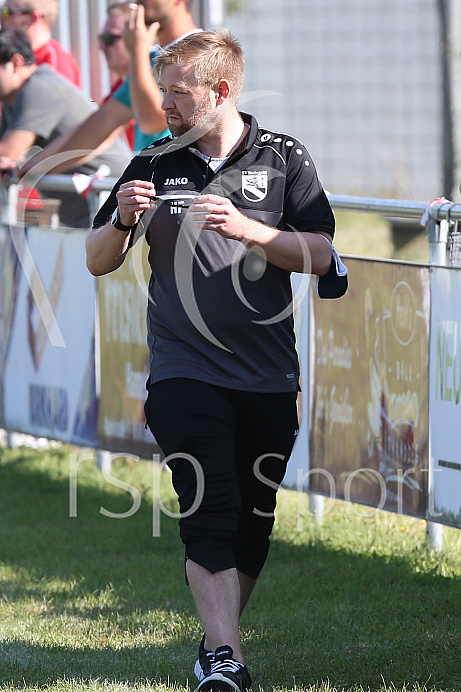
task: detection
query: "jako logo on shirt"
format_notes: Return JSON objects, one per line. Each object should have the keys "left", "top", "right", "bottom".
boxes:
{"left": 164, "top": 177, "right": 188, "bottom": 185}
{"left": 241, "top": 170, "right": 268, "bottom": 202}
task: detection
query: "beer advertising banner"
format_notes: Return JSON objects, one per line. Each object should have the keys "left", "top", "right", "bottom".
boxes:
{"left": 97, "top": 237, "right": 157, "bottom": 457}
{"left": 3, "top": 226, "right": 98, "bottom": 446}
{"left": 309, "top": 257, "right": 430, "bottom": 517}
{"left": 429, "top": 266, "right": 461, "bottom": 528}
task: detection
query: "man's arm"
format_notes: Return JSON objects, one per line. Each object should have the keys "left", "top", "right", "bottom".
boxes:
{"left": 123, "top": 5, "right": 168, "bottom": 134}
{"left": 86, "top": 178, "right": 156, "bottom": 276}
{"left": 0, "top": 129, "right": 37, "bottom": 173}
{"left": 86, "top": 221, "right": 133, "bottom": 277}
{"left": 189, "top": 194, "right": 333, "bottom": 275}
{"left": 19, "top": 99, "right": 133, "bottom": 176}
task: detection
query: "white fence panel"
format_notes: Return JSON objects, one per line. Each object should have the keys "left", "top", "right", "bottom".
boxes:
{"left": 429, "top": 266, "right": 461, "bottom": 528}
{"left": 2, "top": 226, "right": 97, "bottom": 446}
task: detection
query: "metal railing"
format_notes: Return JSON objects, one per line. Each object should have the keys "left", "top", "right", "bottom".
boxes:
{"left": 328, "top": 193, "right": 461, "bottom": 267}
{"left": 3, "top": 177, "right": 461, "bottom": 267}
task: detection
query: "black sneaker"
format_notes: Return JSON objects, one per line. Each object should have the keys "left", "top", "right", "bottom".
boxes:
{"left": 194, "top": 645, "right": 252, "bottom": 692}
{"left": 194, "top": 634, "right": 214, "bottom": 681}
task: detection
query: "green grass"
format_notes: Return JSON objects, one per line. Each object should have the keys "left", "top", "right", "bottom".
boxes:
{"left": 334, "top": 212, "right": 429, "bottom": 264}
{"left": 1, "top": 446, "right": 461, "bottom": 692}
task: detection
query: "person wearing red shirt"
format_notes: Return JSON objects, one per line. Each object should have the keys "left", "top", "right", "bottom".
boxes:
{"left": 1, "top": 0, "right": 81, "bottom": 87}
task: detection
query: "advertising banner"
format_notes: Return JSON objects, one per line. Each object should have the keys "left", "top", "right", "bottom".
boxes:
{"left": 0, "top": 225, "right": 22, "bottom": 426}
{"left": 309, "top": 257, "right": 430, "bottom": 517}
{"left": 97, "top": 238, "right": 157, "bottom": 457}
{"left": 3, "top": 226, "right": 98, "bottom": 446}
{"left": 429, "top": 266, "right": 461, "bottom": 528}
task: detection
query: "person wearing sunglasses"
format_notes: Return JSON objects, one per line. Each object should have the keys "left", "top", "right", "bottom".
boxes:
{"left": 98, "top": 2, "right": 136, "bottom": 151}
{"left": 0, "top": 0, "right": 80, "bottom": 87}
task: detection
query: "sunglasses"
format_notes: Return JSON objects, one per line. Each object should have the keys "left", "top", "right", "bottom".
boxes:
{"left": 0, "top": 6, "right": 33, "bottom": 19}
{"left": 98, "top": 33, "right": 123, "bottom": 47}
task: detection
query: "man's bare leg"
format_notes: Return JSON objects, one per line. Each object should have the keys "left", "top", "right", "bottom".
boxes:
{"left": 237, "top": 570, "right": 257, "bottom": 616}
{"left": 187, "top": 560, "right": 259, "bottom": 663}
{"left": 186, "top": 560, "right": 244, "bottom": 661}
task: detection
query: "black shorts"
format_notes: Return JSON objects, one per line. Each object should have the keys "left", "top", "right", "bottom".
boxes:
{"left": 144, "top": 378, "right": 299, "bottom": 579}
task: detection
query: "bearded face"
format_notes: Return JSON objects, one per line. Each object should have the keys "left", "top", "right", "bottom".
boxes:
{"left": 159, "top": 64, "right": 217, "bottom": 138}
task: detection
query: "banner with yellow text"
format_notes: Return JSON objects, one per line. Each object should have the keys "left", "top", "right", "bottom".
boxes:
{"left": 309, "top": 257, "right": 429, "bottom": 517}
{"left": 97, "top": 238, "right": 158, "bottom": 457}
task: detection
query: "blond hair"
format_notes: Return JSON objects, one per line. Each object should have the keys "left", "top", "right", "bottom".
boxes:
{"left": 155, "top": 29, "right": 244, "bottom": 103}
{"left": 14, "top": 0, "right": 58, "bottom": 26}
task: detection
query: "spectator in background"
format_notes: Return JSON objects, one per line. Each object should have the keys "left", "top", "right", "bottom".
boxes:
{"left": 0, "top": 28, "right": 130, "bottom": 227}
{"left": 20, "top": 0, "right": 199, "bottom": 176}
{"left": 0, "top": 0, "right": 81, "bottom": 87}
{"left": 99, "top": 2, "right": 136, "bottom": 150}
{"left": 104, "top": 0, "right": 200, "bottom": 151}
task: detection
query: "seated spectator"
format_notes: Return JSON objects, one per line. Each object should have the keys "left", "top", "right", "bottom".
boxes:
{"left": 20, "top": 0, "right": 198, "bottom": 177}
{"left": 0, "top": 0, "right": 81, "bottom": 87}
{"left": 99, "top": 2, "right": 135, "bottom": 150}
{"left": 0, "top": 28, "right": 130, "bottom": 227}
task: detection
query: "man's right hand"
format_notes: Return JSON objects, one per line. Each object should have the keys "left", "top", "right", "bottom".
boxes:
{"left": 115, "top": 179, "right": 157, "bottom": 226}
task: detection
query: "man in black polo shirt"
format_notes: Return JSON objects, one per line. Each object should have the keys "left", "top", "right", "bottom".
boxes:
{"left": 87, "top": 29, "right": 339, "bottom": 692}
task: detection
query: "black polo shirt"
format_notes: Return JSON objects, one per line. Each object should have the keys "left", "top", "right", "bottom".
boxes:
{"left": 93, "top": 113, "right": 335, "bottom": 392}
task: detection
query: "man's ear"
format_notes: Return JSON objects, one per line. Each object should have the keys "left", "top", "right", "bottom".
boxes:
{"left": 30, "top": 9, "right": 42, "bottom": 24}
{"left": 216, "top": 79, "right": 231, "bottom": 102}
{"left": 10, "top": 53, "right": 26, "bottom": 71}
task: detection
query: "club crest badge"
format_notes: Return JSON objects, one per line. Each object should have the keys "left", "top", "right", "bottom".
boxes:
{"left": 241, "top": 170, "right": 268, "bottom": 202}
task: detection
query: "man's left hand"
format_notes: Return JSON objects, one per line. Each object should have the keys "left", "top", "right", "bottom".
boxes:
{"left": 124, "top": 4, "right": 159, "bottom": 55}
{"left": 189, "top": 194, "right": 250, "bottom": 242}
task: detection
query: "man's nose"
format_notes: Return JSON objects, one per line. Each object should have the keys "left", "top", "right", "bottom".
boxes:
{"left": 161, "top": 92, "right": 174, "bottom": 111}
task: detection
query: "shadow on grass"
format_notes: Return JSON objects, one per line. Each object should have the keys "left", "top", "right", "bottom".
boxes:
{"left": 1, "top": 448, "right": 460, "bottom": 691}
{"left": 0, "top": 639, "right": 194, "bottom": 690}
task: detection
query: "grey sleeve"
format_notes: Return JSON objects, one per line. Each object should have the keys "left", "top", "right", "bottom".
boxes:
{"left": 6, "top": 76, "right": 62, "bottom": 139}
